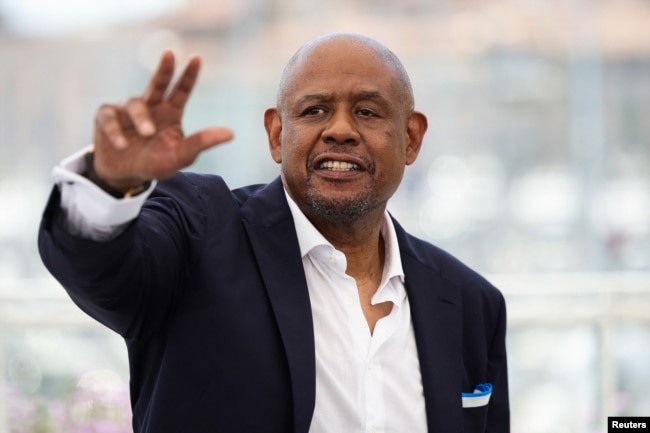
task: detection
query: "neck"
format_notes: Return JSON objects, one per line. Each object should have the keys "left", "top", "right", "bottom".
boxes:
{"left": 307, "top": 207, "right": 386, "bottom": 281}
{"left": 304, "top": 204, "right": 392, "bottom": 334}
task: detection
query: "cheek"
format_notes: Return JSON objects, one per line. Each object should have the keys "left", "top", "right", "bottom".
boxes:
{"left": 375, "top": 148, "right": 407, "bottom": 186}
{"left": 376, "top": 134, "right": 408, "bottom": 167}
{"left": 281, "top": 131, "right": 312, "bottom": 164}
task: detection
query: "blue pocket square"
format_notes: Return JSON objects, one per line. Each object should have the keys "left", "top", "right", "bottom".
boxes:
{"left": 462, "top": 383, "right": 492, "bottom": 408}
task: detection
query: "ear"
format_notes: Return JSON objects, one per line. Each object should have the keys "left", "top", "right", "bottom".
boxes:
{"left": 264, "top": 108, "right": 283, "bottom": 163}
{"left": 405, "top": 111, "right": 428, "bottom": 165}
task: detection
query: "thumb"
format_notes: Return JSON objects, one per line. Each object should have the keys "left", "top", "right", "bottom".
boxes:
{"left": 181, "top": 127, "right": 235, "bottom": 167}
{"left": 178, "top": 127, "right": 234, "bottom": 167}
{"left": 193, "top": 127, "right": 235, "bottom": 151}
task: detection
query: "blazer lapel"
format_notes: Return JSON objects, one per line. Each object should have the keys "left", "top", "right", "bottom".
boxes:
{"left": 395, "top": 221, "right": 464, "bottom": 432}
{"left": 241, "top": 178, "right": 315, "bottom": 433}
{"left": 239, "top": 186, "right": 464, "bottom": 432}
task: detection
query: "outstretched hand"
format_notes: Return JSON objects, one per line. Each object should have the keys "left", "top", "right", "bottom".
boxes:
{"left": 92, "top": 51, "right": 234, "bottom": 192}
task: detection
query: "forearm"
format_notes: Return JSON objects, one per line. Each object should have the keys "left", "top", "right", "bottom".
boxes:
{"left": 38, "top": 188, "right": 187, "bottom": 340}
{"left": 39, "top": 148, "right": 176, "bottom": 338}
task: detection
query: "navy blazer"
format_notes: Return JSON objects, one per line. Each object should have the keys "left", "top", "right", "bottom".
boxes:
{"left": 39, "top": 174, "right": 509, "bottom": 433}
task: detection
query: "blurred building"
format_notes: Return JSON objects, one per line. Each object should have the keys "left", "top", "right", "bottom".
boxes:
{"left": 0, "top": 1, "right": 649, "bottom": 432}
{"left": 1, "top": 0, "right": 649, "bottom": 277}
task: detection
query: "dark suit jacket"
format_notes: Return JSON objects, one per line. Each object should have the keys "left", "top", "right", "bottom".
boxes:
{"left": 39, "top": 174, "right": 509, "bottom": 433}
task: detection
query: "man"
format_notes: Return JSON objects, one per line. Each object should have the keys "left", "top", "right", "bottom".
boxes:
{"left": 39, "top": 33, "right": 509, "bottom": 432}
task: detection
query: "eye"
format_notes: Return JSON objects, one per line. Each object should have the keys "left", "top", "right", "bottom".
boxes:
{"left": 302, "top": 106, "right": 327, "bottom": 116}
{"left": 357, "top": 108, "right": 378, "bottom": 117}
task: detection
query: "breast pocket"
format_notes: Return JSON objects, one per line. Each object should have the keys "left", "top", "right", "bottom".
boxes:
{"left": 461, "top": 383, "right": 492, "bottom": 433}
{"left": 463, "top": 405, "right": 489, "bottom": 432}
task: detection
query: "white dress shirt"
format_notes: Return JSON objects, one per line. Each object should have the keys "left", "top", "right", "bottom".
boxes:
{"left": 285, "top": 193, "right": 427, "bottom": 433}
{"left": 53, "top": 149, "right": 428, "bottom": 432}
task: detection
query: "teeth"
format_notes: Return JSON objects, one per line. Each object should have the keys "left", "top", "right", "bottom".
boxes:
{"left": 320, "top": 160, "right": 360, "bottom": 171}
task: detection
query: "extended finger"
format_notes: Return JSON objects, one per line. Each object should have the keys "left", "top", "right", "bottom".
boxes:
{"left": 166, "top": 55, "right": 202, "bottom": 110}
{"left": 96, "top": 105, "right": 128, "bottom": 149}
{"left": 143, "top": 50, "right": 176, "bottom": 105}
{"left": 125, "top": 98, "right": 156, "bottom": 136}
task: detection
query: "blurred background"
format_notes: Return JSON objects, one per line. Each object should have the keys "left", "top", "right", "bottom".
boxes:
{"left": 0, "top": 0, "right": 649, "bottom": 431}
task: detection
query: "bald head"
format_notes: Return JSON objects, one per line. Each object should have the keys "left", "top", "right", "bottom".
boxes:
{"left": 276, "top": 33, "right": 414, "bottom": 114}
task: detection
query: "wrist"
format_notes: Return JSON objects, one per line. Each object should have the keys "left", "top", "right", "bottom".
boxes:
{"left": 84, "top": 151, "right": 151, "bottom": 198}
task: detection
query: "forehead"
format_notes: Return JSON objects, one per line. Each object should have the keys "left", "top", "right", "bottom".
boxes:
{"left": 282, "top": 40, "right": 403, "bottom": 102}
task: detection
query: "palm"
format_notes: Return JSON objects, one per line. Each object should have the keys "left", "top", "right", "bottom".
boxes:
{"left": 100, "top": 103, "right": 186, "bottom": 179}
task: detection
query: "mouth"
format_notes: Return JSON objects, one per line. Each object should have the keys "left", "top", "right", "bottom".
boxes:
{"left": 313, "top": 153, "right": 368, "bottom": 175}
{"left": 319, "top": 160, "right": 361, "bottom": 171}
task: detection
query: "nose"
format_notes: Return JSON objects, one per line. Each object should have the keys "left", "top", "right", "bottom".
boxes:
{"left": 322, "top": 110, "right": 361, "bottom": 145}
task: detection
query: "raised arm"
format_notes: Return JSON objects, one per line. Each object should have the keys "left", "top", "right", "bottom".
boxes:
{"left": 91, "top": 51, "right": 234, "bottom": 195}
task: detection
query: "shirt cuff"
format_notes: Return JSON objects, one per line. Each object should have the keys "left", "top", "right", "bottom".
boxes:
{"left": 53, "top": 146, "right": 156, "bottom": 230}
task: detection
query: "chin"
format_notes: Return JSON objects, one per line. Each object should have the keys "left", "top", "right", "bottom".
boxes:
{"left": 306, "top": 191, "right": 380, "bottom": 224}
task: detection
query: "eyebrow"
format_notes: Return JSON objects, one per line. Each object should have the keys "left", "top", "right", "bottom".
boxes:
{"left": 296, "top": 90, "right": 385, "bottom": 105}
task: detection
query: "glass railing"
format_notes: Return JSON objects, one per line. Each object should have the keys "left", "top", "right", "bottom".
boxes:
{"left": 2, "top": 273, "right": 649, "bottom": 433}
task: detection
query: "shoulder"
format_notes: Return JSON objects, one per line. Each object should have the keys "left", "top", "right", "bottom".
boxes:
{"left": 151, "top": 173, "right": 269, "bottom": 208}
{"left": 152, "top": 172, "right": 231, "bottom": 201}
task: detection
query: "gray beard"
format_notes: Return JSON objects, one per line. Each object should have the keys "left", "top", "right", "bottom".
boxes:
{"left": 306, "top": 189, "right": 380, "bottom": 225}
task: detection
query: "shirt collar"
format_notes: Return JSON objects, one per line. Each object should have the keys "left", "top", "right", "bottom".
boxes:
{"left": 283, "top": 189, "right": 405, "bottom": 286}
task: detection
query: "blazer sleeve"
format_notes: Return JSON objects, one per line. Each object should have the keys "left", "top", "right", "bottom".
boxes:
{"left": 38, "top": 173, "right": 216, "bottom": 340}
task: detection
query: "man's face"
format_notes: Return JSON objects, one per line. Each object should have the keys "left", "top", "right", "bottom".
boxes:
{"left": 265, "top": 39, "right": 426, "bottom": 224}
